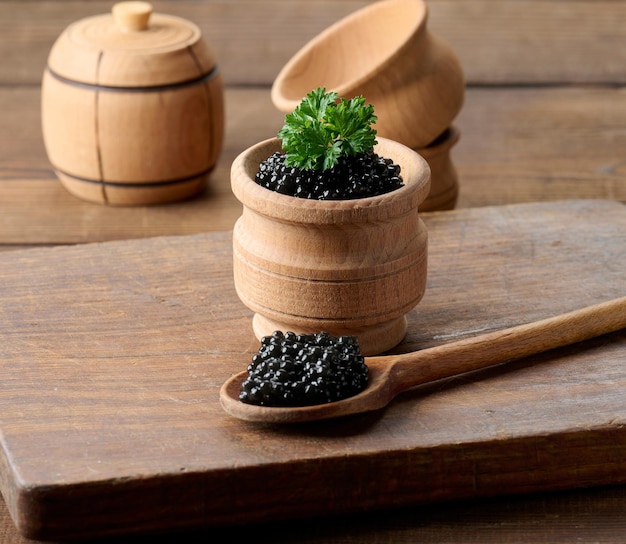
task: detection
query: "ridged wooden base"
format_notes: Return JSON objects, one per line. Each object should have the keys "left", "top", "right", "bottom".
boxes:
{"left": 252, "top": 314, "right": 408, "bottom": 356}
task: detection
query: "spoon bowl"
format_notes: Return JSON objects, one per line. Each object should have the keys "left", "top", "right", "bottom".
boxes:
{"left": 220, "top": 359, "right": 394, "bottom": 424}
{"left": 220, "top": 296, "right": 626, "bottom": 423}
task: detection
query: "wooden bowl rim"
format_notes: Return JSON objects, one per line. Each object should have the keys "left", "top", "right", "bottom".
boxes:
{"left": 271, "top": 0, "right": 428, "bottom": 111}
{"left": 230, "top": 137, "right": 431, "bottom": 225}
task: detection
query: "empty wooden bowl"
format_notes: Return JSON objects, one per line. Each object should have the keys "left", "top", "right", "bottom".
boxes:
{"left": 231, "top": 137, "right": 431, "bottom": 356}
{"left": 271, "top": 0, "right": 464, "bottom": 150}
{"left": 41, "top": 1, "right": 224, "bottom": 205}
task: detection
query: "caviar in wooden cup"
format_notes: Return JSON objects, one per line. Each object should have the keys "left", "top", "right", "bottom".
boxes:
{"left": 231, "top": 137, "right": 431, "bottom": 356}
{"left": 41, "top": 1, "right": 224, "bottom": 205}
{"left": 271, "top": 0, "right": 463, "bottom": 211}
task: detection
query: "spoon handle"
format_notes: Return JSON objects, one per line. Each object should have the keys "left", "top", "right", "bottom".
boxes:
{"left": 388, "top": 296, "right": 626, "bottom": 394}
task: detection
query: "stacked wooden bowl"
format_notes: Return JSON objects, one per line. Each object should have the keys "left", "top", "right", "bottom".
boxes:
{"left": 271, "top": 0, "right": 464, "bottom": 211}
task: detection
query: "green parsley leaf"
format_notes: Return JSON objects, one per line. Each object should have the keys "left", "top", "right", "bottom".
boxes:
{"left": 277, "top": 87, "right": 378, "bottom": 171}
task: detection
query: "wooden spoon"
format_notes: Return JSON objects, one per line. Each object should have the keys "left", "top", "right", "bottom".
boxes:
{"left": 220, "top": 296, "right": 626, "bottom": 423}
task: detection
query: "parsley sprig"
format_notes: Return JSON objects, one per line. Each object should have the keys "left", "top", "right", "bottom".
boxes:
{"left": 278, "top": 88, "right": 378, "bottom": 171}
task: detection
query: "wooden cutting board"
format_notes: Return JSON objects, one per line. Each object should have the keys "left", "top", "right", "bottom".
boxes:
{"left": 1, "top": 200, "right": 625, "bottom": 540}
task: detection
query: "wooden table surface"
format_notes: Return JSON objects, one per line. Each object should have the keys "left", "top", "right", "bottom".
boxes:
{"left": 1, "top": 0, "right": 625, "bottom": 542}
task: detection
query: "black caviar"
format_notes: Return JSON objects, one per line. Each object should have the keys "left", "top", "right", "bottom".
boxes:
{"left": 239, "top": 331, "right": 369, "bottom": 407}
{"left": 255, "top": 150, "right": 403, "bottom": 200}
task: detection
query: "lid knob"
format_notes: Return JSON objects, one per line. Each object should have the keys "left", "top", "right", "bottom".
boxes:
{"left": 112, "top": 1, "right": 153, "bottom": 31}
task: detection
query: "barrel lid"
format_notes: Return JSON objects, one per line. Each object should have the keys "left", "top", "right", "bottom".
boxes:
{"left": 47, "top": 2, "right": 217, "bottom": 87}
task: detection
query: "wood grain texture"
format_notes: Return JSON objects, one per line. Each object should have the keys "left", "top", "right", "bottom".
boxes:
{"left": 454, "top": 86, "right": 626, "bottom": 208}
{"left": 1, "top": 0, "right": 626, "bottom": 541}
{"left": 2, "top": 1, "right": 626, "bottom": 86}
{"left": 2, "top": 484, "right": 626, "bottom": 544}
{"left": 221, "top": 296, "right": 626, "bottom": 423}
{"left": 0, "top": 87, "right": 283, "bottom": 247}
{"left": 0, "top": 200, "right": 624, "bottom": 540}
{"left": 1, "top": 85, "right": 625, "bottom": 247}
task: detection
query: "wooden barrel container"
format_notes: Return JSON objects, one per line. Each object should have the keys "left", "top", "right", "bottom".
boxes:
{"left": 41, "top": 2, "right": 224, "bottom": 205}
{"left": 231, "top": 137, "right": 431, "bottom": 356}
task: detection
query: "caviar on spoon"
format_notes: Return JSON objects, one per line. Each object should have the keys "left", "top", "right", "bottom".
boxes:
{"left": 220, "top": 296, "right": 626, "bottom": 423}
{"left": 238, "top": 331, "right": 368, "bottom": 407}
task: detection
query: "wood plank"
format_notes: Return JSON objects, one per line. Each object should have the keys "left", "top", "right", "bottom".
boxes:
{"left": 2, "top": 1, "right": 625, "bottom": 87}
{"left": 1, "top": 481, "right": 626, "bottom": 544}
{"left": 453, "top": 86, "right": 626, "bottom": 207}
{"left": 428, "top": 0, "right": 626, "bottom": 85}
{"left": 1, "top": 1, "right": 625, "bottom": 542}
{"left": 1, "top": 85, "right": 625, "bottom": 248}
{"left": 0, "top": 87, "right": 284, "bottom": 247}
{"left": 0, "top": 200, "right": 624, "bottom": 540}
{"left": 1, "top": 0, "right": 371, "bottom": 87}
